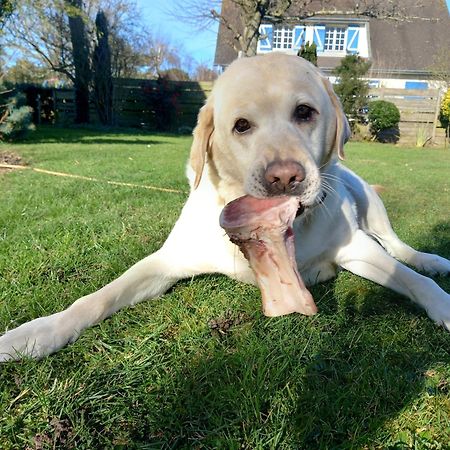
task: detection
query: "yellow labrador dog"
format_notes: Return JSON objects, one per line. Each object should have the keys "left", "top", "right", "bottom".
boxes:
{"left": 1, "top": 53, "right": 449, "bottom": 361}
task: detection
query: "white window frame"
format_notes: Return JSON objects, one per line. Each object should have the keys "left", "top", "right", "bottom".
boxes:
{"left": 272, "top": 26, "right": 294, "bottom": 51}
{"left": 324, "top": 26, "right": 347, "bottom": 53}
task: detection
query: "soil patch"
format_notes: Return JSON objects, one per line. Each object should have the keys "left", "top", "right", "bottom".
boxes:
{"left": 0, "top": 151, "right": 25, "bottom": 172}
{"left": 208, "top": 310, "right": 251, "bottom": 338}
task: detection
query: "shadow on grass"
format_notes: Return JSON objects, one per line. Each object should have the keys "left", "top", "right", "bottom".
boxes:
{"left": 133, "top": 223, "right": 450, "bottom": 448}
{"left": 417, "top": 221, "right": 450, "bottom": 262}
{"left": 5, "top": 223, "right": 448, "bottom": 448}
{"left": 17, "top": 125, "right": 182, "bottom": 146}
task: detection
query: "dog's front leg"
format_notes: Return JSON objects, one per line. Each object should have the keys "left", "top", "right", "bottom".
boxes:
{"left": 0, "top": 247, "right": 197, "bottom": 361}
{"left": 336, "top": 230, "right": 450, "bottom": 328}
{"left": 0, "top": 189, "right": 237, "bottom": 361}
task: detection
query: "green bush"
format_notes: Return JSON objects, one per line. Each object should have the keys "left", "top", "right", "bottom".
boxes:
{"left": 142, "top": 76, "right": 182, "bottom": 132}
{"left": 439, "top": 88, "right": 450, "bottom": 130}
{"left": 298, "top": 42, "right": 317, "bottom": 66}
{"left": 333, "top": 55, "right": 371, "bottom": 128}
{"left": 0, "top": 87, "right": 35, "bottom": 140}
{"left": 368, "top": 100, "right": 400, "bottom": 134}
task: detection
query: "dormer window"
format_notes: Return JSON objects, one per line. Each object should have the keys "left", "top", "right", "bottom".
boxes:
{"left": 324, "top": 26, "right": 346, "bottom": 52}
{"left": 273, "top": 26, "right": 294, "bottom": 50}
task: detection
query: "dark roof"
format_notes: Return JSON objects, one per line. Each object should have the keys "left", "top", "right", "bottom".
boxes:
{"left": 214, "top": 0, "right": 450, "bottom": 75}
{"left": 214, "top": 0, "right": 241, "bottom": 67}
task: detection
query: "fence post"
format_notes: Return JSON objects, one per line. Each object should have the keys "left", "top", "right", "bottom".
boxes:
{"left": 52, "top": 89, "right": 57, "bottom": 123}
{"left": 36, "top": 94, "right": 41, "bottom": 125}
{"left": 431, "top": 89, "right": 442, "bottom": 146}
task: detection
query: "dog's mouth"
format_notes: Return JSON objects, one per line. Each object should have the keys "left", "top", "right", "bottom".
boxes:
{"left": 296, "top": 191, "right": 327, "bottom": 217}
{"left": 219, "top": 195, "right": 318, "bottom": 317}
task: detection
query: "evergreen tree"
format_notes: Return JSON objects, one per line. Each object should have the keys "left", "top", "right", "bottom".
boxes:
{"left": 0, "top": 89, "right": 35, "bottom": 140}
{"left": 93, "top": 10, "right": 113, "bottom": 125}
{"left": 333, "top": 55, "right": 371, "bottom": 129}
{"left": 298, "top": 42, "right": 317, "bottom": 66}
{"left": 66, "top": 0, "right": 91, "bottom": 124}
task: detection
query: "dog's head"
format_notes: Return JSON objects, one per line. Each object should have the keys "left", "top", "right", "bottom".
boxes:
{"left": 190, "top": 53, "right": 350, "bottom": 205}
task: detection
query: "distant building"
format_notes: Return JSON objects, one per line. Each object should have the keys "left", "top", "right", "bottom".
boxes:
{"left": 214, "top": 0, "right": 450, "bottom": 89}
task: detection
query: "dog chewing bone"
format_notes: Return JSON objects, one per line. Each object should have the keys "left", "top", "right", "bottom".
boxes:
{"left": 219, "top": 195, "right": 318, "bottom": 317}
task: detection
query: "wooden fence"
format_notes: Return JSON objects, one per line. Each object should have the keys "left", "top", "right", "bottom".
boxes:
{"left": 53, "top": 78, "right": 213, "bottom": 130}
{"left": 367, "top": 87, "right": 444, "bottom": 145}
{"left": 52, "top": 80, "right": 445, "bottom": 144}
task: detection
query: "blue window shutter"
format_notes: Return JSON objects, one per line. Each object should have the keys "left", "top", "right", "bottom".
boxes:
{"left": 346, "top": 25, "right": 360, "bottom": 54}
{"left": 293, "top": 26, "right": 305, "bottom": 51}
{"left": 405, "top": 81, "right": 428, "bottom": 89}
{"left": 258, "top": 24, "right": 273, "bottom": 53}
{"left": 313, "top": 25, "right": 325, "bottom": 52}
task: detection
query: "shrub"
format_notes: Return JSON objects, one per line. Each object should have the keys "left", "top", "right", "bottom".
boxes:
{"left": 439, "top": 88, "right": 450, "bottom": 133}
{"left": 368, "top": 100, "right": 400, "bottom": 134}
{"left": 0, "top": 87, "right": 35, "bottom": 140}
{"left": 298, "top": 42, "right": 317, "bottom": 66}
{"left": 333, "top": 55, "right": 371, "bottom": 128}
{"left": 142, "top": 76, "right": 181, "bottom": 132}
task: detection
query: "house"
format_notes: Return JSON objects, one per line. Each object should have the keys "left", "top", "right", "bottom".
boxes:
{"left": 214, "top": 0, "right": 450, "bottom": 90}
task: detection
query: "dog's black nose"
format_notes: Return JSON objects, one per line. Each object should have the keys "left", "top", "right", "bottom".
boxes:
{"left": 264, "top": 160, "right": 306, "bottom": 194}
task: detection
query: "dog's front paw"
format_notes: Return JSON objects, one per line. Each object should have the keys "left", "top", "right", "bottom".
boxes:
{"left": 412, "top": 253, "right": 450, "bottom": 276}
{"left": 0, "top": 312, "right": 78, "bottom": 362}
{"left": 425, "top": 293, "right": 450, "bottom": 331}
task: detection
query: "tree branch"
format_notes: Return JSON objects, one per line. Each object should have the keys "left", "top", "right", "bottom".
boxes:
{"left": 12, "top": 32, "right": 75, "bottom": 82}
{"left": 273, "top": 9, "right": 437, "bottom": 23}
{"left": 211, "top": 8, "right": 243, "bottom": 53}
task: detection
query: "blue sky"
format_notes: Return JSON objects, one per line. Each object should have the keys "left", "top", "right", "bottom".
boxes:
{"left": 135, "top": 0, "right": 219, "bottom": 66}
{"left": 137, "top": 0, "right": 450, "bottom": 67}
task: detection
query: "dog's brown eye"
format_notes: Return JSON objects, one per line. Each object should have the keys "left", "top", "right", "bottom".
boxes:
{"left": 294, "top": 104, "right": 315, "bottom": 122}
{"left": 233, "top": 118, "right": 251, "bottom": 134}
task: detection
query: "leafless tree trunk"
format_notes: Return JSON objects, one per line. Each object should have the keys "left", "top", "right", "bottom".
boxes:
{"left": 213, "top": 0, "right": 273, "bottom": 57}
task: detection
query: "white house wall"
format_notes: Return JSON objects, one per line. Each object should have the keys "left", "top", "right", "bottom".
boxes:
{"left": 357, "top": 24, "right": 369, "bottom": 58}
{"left": 327, "top": 76, "right": 445, "bottom": 90}
{"left": 304, "top": 26, "right": 314, "bottom": 48}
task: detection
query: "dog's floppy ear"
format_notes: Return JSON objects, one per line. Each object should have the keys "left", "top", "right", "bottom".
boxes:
{"left": 321, "top": 77, "right": 351, "bottom": 160}
{"left": 190, "top": 99, "right": 214, "bottom": 189}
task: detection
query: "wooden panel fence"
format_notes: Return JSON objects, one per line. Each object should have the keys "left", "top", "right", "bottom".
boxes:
{"left": 52, "top": 80, "right": 445, "bottom": 144}
{"left": 368, "top": 87, "right": 444, "bottom": 145}
{"left": 53, "top": 78, "right": 213, "bottom": 130}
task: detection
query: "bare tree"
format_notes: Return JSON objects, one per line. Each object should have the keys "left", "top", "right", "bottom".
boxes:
{"left": 4, "top": 0, "right": 195, "bottom": 82}
{"left": 3, "top": 59, "right": 51, "bottom": 84}
{"left": 167, "top": 0, "right": 276, "bottom": 56}
{"left": 109, "top": 35, "right": 144, "bottom": 78}
{"left": 430, "top": 48, "right": 450, "bottom": 86}
{"left": 100, "top": 0, "right": 149, "bottom": 78}
{"left": 4, "top": 0, "right": 91, "bottom": 122}
{"left": 137, "top": 34, "right": 195, "bottom": 79}
{"left": 4, "top": 0, "right": 150, "bottom": 80}
{"left": 194, "top": 64, "right": 219, "bottom": 81}
{"left": 0, "top": 0, "right": 14, "bottom": 29}
{"left": 168, "top": 0, "right": 426, "bottom": 57}
{"left": 5, "top": 0, "right": 74, "bottom": 82}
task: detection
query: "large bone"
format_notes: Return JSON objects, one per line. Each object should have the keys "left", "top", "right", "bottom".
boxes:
{"left": 219, "top": 195, "right": 318, "bottom": 317}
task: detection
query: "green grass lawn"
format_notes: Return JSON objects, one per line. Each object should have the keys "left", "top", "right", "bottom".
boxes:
{"left": 1, "top": 126, "right": 449, "bottom": 449}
